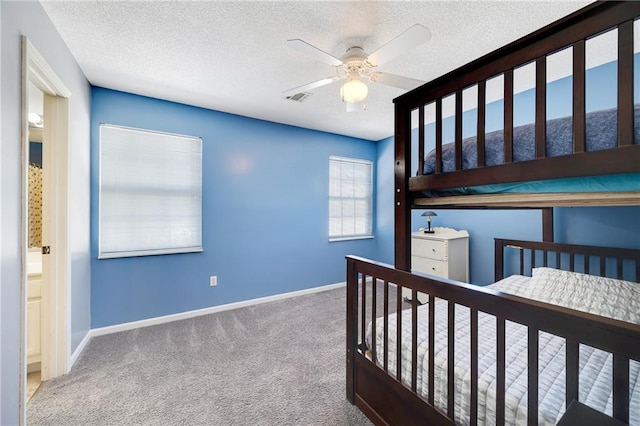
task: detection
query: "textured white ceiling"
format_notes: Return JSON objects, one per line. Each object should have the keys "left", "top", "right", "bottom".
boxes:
{"left": 40, "top": 0, "right": 593, "bottom": 141}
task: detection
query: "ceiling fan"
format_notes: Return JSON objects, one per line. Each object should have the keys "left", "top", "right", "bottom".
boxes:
{"left": 283, "top": 24, "right": 431, "bottom": 111}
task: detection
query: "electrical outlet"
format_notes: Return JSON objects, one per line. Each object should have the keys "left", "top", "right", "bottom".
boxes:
{"left": 209, "top": 276, "right": 217, "bottom": 287}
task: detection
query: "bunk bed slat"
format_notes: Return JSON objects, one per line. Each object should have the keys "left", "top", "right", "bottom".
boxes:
{"left": 396, "top": 284, "right": 402, "bottom": 381}
{"left": 573, "top": 39, "right": 586, "bottom": 153}
{"left": 566, "top": 339, "right": 579, "bottom": 408}
{"left": 383, "top": 281, "right": 389, "bottom": 372}
{"left": 418, "top": 105, "right": 425, "bottom": 176}
{"left": 496, "top": 317, "right": 506, "bottom": 426}
{"left": 613, "top": 354, "right": 630, "bottom": 423}
{"left": 535, "top": 57, "right": 547, "bottom": 159}
{"left": 411, "top": 293, "right": 418, "bottom": 392}
{"left": 477, "top": 81, "right": 486, "bottom": 168}
{"left": 371, "top": 277, "right": 377, "bottom": 363}
{"left": 618, "top": 20, "right": 634, "bottom": 147}
{"left": 470, "top": 308, "right": 479, "bottom": 426}
{"left": 542, "top": 208, "right": 554, "bottom": 243}
{"left": 528, "top": 327, "right": 539, "bottom": 426}
{"left": 531, "top": 249, "right": 536, "bottom": 269}
{"left": 455, "top": 91, "right": 463, "bottom": 171}
{"left": 360, "top": 274, "right": 367, "bottom": 348}
{"left": 447, "top": 301, "right": 455, "bottom": 419}
{"left": 436, "top": 98, "right": 443, "bottom": 174}
{"left": 617, "top": 259, "right": 623, "bottom": 280}
{"left": 504, "top": 70, "right": 514, "bottom": 164}
{"left": 585, "top": 255, "right": 590, "bottom": 275}
{"left": 495, "top": 238, "right": 506, "bottom": 281}
{"left": 428, "top": 294, "right": 435, "bottom": 404}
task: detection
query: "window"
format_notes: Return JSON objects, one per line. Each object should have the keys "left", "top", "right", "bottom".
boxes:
{"left": 329, "top": 156, "right": 373, "bottom": 241}
{"left": 98, "top": 124, "right": 202, "bottom": 258}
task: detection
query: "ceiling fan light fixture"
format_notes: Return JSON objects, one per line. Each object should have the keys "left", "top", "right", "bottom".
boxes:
{"left": 340, "top": 78, "right": 368, "bottom": 103}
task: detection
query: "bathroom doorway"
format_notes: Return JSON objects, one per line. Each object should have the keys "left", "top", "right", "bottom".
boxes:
{"left": 21, "top": 36, "right": 72, "bottom": 423}
{"left": 26, "top": 80, "right": 45, "bottom": 402}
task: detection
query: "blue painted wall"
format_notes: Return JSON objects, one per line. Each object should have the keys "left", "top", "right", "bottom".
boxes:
{"left": 91, "top": 88, "right": 378, "bottom": 327}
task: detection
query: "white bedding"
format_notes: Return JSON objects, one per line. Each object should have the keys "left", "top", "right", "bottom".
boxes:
{"left": 366, "top": 268, "right": 640, "bottom": 425}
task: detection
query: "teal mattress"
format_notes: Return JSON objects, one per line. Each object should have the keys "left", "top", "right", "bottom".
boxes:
{"left": 440, "top": 173, "right": 640, "bottom": 196}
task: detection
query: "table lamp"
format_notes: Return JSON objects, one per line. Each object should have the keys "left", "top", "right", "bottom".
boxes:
{"left": 421, "top": 211, "right": 437, "bottom": 233}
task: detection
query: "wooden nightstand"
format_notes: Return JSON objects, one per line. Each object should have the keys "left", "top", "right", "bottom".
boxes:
{"left": 403, "top": 227, "right": 469, "bottom": 304}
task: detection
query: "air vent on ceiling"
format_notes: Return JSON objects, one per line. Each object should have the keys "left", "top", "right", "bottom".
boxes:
{"left": 285, "top": 92, "right": 312, "bottom": 102}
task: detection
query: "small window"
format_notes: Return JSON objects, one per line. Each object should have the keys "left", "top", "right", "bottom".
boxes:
{"left": 98, "top": 124, "right": 203, "bottom": 258}
{"left": 329, "top": 156, "right": 373, "bottom": 241}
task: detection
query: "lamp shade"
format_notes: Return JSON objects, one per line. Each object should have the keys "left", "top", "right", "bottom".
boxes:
{"left": 340, "top": 78, "right": 368, "bottom": 103}
{"left": 421, "top": 211, "right": 437, "bottom": 217}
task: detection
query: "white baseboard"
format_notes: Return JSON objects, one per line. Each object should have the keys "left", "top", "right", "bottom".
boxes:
{"left": 87, "top": 281, "right": 346, "bottom": 340}
{"left": 69, "top": 329, "right": 92, "bottom": 370}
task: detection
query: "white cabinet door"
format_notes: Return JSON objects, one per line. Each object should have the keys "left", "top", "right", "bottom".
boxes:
{"left": 27, "top": 299, "right": 41, "bottom": 363}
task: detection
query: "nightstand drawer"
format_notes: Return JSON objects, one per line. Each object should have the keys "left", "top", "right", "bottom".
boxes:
{"left": 411, "top": 237, "right": 445, "bottom": 261}
{"left": 412, "top": 256, "right": 446, "bottom": 277}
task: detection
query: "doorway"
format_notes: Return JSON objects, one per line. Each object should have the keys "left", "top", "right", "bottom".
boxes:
{"left": 26, "top": 80, "right": 45, "bottom": 402}
{"left": 21, "top": 36, "right": 71, "bottom": 423}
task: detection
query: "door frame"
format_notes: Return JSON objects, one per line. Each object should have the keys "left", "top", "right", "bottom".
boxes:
{"left": 20, "top": 36, "right": 71, "bottom": 422}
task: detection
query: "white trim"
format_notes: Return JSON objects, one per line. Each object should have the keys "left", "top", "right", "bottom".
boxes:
{"left": 98, "top": 247, "right": 203, "bottom": 260}
{"left": 90, "top": 281, "right": 346, "bottom": 338}
{"left": 329, "top": 235, "right": 374, "bottom": 242}
{"left": 328, "top": 155, "right": 372, "bottom": 165}
{"left": 20, "top": 37, "right": 72, "bottom": 426}
{"left": 27, "top": 43, "right": 71, "bottom": 98}
{"left": 68, "top": 331, "right": 91, "bottom": 370}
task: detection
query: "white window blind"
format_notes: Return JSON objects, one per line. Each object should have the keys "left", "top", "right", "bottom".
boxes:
{"left": 329, "top": 156, "right": 373, "bottom": 241}
{"left": 99, "top": 124, "right": 203, "bottom": 258}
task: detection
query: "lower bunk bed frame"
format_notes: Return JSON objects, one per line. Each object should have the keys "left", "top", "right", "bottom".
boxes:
{"left": 345, "top": 2, "right": 640, "bottom": 424}
{"left": 346, "top": 239, "right": 640, "bottom": 425}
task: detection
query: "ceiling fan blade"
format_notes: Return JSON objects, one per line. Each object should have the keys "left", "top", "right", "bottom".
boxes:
{"left": 345, "top": 101, "right": 365, "bottom": 113}
{"left": 283, "top": 76, "right": 339, "bottom": 96}
{"left": 286, "top": 39, "right": 343, "bottom": 67}
{"left": 370, "top": 72, "right": 425, "bottom": 91}
{"left": 367, "top": 24, "right": 432, "bottom": 67}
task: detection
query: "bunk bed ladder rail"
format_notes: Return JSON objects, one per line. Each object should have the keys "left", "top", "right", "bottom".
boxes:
{"left": 347, "top": 245, "right": 640, "bottom": 426}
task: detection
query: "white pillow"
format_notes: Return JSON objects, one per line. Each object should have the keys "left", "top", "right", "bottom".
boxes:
{"left": 528, "top": 267, "right": 640, "bottom": 324}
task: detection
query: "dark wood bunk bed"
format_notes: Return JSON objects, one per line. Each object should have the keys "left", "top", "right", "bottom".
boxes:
{"left": 346, "top": 2, "right": 640, "bottom": 425}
